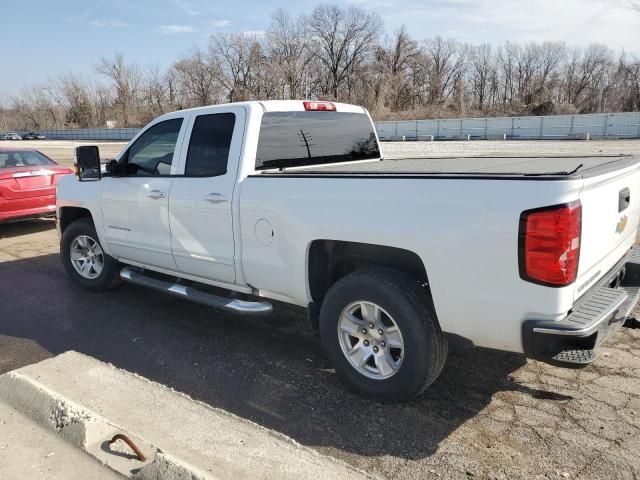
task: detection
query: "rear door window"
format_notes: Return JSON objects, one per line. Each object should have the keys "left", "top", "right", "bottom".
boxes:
{"left": 184, "top": 113, "right": 236, "bottom": 177}
{"left": 255, "top": 111, "right": 380, "bottom": 170}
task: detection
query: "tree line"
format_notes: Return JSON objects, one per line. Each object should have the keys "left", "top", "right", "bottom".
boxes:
{"left": 2, "top": 4, "right": 640, "bottom": 130}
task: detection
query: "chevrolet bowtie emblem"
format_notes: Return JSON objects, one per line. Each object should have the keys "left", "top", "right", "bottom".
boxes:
{"left": 616, "top": 215, "right": 628, "bottom": 234}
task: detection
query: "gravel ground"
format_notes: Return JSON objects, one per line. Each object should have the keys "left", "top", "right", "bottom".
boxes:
{"left": 0, "top": 223, "right": 639, "bottom": 480}
{"left": 1, "top": 139, "right": 640, "bottom": 479}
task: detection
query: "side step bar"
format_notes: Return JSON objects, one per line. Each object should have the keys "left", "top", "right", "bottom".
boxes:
{"left": 120, "top": 267, "right": 273, "bottom": 315}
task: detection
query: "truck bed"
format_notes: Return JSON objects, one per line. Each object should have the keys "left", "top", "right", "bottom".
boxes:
{"left": 260, "top": 155, "right": 640, "bottom": 179}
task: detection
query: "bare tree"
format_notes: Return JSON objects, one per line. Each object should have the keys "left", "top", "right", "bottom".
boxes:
{"left": 172, "top": 47, "right": 221, "bottom": 107}
{"left": 8, "top": 4, "right": 640, "bottom": 125}
{"left": 97, "top": 53, "right": 141, "bottom": 126}
{"left": 615, "top": 54, "right": 640, "bottom": 110}
{"left": 468, "top": 44, "right": 495, "bottom": 111}
{"left": 249, "top": 42, "right": 281, "bottom": 100}
{"left": 562, "top": 44, "right": 612, "bottom": 111}
{"left": 0, "top": 95, "right": 10, "bottom": 131}
{"left": 13, "top": 86, "right": 58, "bottom": 129}
{"left": 423, "top": 36, "right": 467, "bottom": 104}
{"left": 535, "top": 42, "right": 566, "bottom": 101}
{"left": 48, "top": 73, "right": 94, "bottom": 128}
{"left": 372, "top": 26, "right": 419, "bottom": 111}
{"left": 210, "top": 33, "right": 263, "bottom": 102}
{"left": 92, "top": 84, "right": 112, "bottom": 127}
{"left": 267, "top": 9, "right": 311, "bottom": 99}
{"left": 141, "top": 63, "right": 172, "bottom": 120}
{"left": 308, "top": 5, "right": 382, "bottom": 100}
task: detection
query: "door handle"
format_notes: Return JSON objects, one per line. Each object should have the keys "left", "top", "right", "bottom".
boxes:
{"left": 204, "top": 193, "right": 228, "bottom": 204}
{"left": 147, "top": 190, "right": 166, "bottom": 199}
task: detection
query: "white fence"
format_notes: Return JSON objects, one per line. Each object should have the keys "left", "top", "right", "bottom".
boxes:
{"left": 15, "top": 112, "right": 640, "bottom": 142}
{"left": 376, "top": 112, "right": 640, "bottom": 141}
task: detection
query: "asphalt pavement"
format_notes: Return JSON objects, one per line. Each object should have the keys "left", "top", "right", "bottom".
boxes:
{"left": 1, "top": 219, "right": 640, "bottom": 479}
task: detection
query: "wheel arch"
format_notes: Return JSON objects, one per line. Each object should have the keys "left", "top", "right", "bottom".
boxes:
{"left": 58, "top": 206, "right": 94, "bottom": 233}
{"left": 306, "top": 240, "right": 432, "bottom": 328}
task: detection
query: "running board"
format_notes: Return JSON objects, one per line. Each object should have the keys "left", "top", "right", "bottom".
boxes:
{"left": 120, "top": 267, "right": 273, "bottom": 315}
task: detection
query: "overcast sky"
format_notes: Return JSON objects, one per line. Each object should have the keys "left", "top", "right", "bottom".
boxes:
{"left": 0, "top": 0, "right": 639, "bottom": 97}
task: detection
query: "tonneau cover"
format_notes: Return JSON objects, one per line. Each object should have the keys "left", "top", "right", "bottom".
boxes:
{"left": 264, "top": 155, "right": 640, "bottom": 178}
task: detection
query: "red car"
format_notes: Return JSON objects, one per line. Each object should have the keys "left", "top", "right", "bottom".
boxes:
{"left": 0, "top": 147, "right": 73, "bottom": 223}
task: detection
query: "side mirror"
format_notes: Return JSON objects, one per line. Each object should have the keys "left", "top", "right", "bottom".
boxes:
{"left": 75, "top": 146, "right": 101, "bottom": 181}
{"left": 105, "top": 159, "right": 119, "bottom": 175}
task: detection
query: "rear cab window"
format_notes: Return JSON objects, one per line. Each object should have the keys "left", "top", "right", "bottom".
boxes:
{"left": 255, "top": 111, "right": 380, "bottom": 170}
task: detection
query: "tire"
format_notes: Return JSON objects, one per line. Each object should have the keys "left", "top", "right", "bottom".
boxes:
{"left": 319, "top": 268, "right": 447, "bottom": 403}
{"left": 60, "top": 218, "right": 121, "bottom": 291}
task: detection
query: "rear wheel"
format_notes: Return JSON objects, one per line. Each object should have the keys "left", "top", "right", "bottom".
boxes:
{"left": 319, "top": 268, "right": 447, "bottom": 403}
{"left": 61, "top": 218, "right": 121, "bottom": 291}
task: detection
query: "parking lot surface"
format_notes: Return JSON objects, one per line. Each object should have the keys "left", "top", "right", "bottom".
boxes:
{"left": 1, "top": 140, "right": 640, "bottom": 480}
{"left": 5, "top": 138, "right": 640, "bottom": 168}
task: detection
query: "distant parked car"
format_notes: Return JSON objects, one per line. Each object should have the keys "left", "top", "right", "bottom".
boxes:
{"left": 0, "top": 147, "right": 73, "bottom": 223}
{"left": 22, "top": 132, "right": 46, "bottom": 140}
{"left": 5, "top": 132, "right": 22, "bottom": 140}
{"left": 0, "top": 134, "right": 7, "bottom": 140}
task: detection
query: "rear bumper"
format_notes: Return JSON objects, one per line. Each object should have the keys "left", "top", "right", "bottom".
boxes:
{"left": 0, "top": 204, "right": 56, "bottom": 223}
{"left": 522, "top": 246, "right": 640, "bottom": 367}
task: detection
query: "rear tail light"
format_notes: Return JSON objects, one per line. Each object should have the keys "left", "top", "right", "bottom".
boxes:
{"left": 303, "top": 101, "right": 336, "bottom": 111}
{"left": 519, "top": 201, "right": 582, "bottom": 287}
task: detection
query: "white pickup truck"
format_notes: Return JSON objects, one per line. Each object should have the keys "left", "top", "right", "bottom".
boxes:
{"left": 57, "top": 100, "right": 640, "bottom": 402}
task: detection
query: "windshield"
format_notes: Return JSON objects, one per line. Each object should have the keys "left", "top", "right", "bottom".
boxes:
{"left": 255, "top": 111, "right": 380, "bottom": 170}
{"left": 0, "top": 150, "right": 55, "bottom": 168}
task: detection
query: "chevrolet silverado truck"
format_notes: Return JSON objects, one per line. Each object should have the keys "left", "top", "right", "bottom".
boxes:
{"left": 56, "top": 100, "right": 640, "bottom": 402}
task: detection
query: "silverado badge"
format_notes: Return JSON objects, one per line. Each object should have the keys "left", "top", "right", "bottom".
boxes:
{"left": 616, "top": 215, "right": 628, "bottom": 234}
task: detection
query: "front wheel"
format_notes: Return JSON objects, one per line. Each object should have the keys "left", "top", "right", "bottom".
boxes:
{"left": 319, "top": 268, "right": 448, "bottom": 403}
{"left": 60, "top": 218, "right": 121, "bottom": 291}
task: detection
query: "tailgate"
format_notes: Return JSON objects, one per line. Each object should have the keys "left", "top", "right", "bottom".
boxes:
{"left": 575, "top": 162, "right": 640, "bottom": 300}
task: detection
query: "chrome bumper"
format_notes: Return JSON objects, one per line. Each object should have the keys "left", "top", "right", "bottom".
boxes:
{"left": 522, "top": 246, "right": 640, "bottom": 367}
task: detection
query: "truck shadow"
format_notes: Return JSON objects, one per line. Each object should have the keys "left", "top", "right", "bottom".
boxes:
{"left": 0, "top": 253, "right": 571, "bottom": 461}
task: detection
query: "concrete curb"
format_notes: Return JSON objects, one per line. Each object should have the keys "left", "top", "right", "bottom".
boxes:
{"left": 0, "top": 352, "right": 375, "bottom": 480}
{"left": 0, "top": 399, "right": 122, "bottom": 479}
{"left": 0, "top": 369, "right": 212, "bottom": 479}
